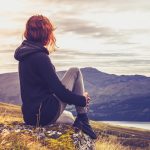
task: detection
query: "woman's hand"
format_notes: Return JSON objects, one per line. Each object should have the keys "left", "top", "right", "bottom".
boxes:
{"left": 83, "top": 91, "right": 91, "bottom": 109}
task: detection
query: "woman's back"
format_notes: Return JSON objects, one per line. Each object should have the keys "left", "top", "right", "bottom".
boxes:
{"left": 17, "top": 40, "right": 52, "bottom": 104}
{"left": 15, "top": 40, "right": 60, "bottom": 126}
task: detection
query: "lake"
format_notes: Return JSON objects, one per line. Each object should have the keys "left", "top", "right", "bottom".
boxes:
{"left": 100, "top": 121, "right": 150, "bottom": 130}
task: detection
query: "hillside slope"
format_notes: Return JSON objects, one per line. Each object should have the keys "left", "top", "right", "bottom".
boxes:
{"left": 0, "top": 102, "right": 150, "bottom": 150}
{"left": 0, "top": 67, "right": 150, "bottom": 121}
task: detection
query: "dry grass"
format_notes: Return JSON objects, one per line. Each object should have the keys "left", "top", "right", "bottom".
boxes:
{"left": 0, "top": 115, "right": 22, "bottom": 124}
{"left": 0, "top": 102, "right": 150, "bottom": 150}
{"left": 0, "top": 102, "right": 23, "bottom": 124}
{"left": 95, "top": 139, "right": 130, "bottom": 150}
{"left": 0, "top": 102, "right": 76, "bottom": 150}
{"left": 0, "top": 127, "right": 76, "bottom": 150}
{"left": 0, "top": 131, "right": 49, "bottom": 150}
{"left": 92, "top": 120, "right": 150, "bottom": 150}
{"left": 96, "top": 139, "right": 150, "bottom": 150}
{"left": 0, "top": 131, "right": 75, "bottom": 149}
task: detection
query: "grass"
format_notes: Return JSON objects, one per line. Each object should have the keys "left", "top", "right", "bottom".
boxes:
{"left": 0, "top": 102, "right": 150, "bottom": 150}
{"left": 93, "top": 121, "right": 150, "bottom": 150}
{"left": 0, "top": 102, "right": 22, "bottom": 124}
{"left": 95, "top": 139, "right": 130, "bottom": 150}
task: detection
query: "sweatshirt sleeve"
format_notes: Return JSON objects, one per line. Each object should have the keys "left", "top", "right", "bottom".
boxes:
{"left": 34, "top": 53, "right": 86, "bottom": 107}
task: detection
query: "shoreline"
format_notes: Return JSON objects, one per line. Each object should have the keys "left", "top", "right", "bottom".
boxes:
{"left": 100, "top": 121, "right": 150, "bottom": 130}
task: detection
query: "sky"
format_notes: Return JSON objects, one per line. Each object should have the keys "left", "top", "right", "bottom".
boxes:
{"left": 0, "top": 0, "right": 150, "bottom": 76}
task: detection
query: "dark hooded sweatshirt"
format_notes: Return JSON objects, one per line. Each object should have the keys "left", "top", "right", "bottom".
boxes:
{"left": 14, "top": 40, "right": 86, "bottom": 126}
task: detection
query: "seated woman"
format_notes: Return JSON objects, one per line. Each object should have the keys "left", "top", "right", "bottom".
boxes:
{"left": 14, "top": 15, "right": 97, "bottom": 139}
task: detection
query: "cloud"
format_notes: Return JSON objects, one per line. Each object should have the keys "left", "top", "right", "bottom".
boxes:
{"left": 0, "top": 50, "right": 15, "bottom": 53}
{"left": 1, "top": 0, "right": 149, "bottom": 45}
{"left": 54, "top": 17, "right": 137, "bottom": 45}
{"left": 0, "top": 30, "right": 21, "bottom": 37}
{"left": 114, "top": 59, "right": 150, "bottom": 65}
{"left": 51, "top": 48, "right": 138, "bottom": 63}
{"left": 55, "top": 18, "right": 122, "bottom": 38}
{"left": 37, "top": 0, "right": 150, "bottom": 12}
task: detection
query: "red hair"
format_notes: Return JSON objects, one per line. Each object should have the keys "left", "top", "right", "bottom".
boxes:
{"left": 24, "top": 15, "right": 56, "bottom": 51}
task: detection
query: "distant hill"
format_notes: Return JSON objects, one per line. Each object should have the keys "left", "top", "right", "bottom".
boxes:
{"left": 0, "top": 67, "right": 150, "bottom": 121}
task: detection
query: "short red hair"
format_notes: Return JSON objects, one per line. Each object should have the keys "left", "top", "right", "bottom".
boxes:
{"left": 24, "top": 15, "right": 56, "bottom": 50}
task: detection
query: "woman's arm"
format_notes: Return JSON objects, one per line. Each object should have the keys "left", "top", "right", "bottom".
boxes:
{"left": 34, "top": 52, "right": 86, "bottom": 107}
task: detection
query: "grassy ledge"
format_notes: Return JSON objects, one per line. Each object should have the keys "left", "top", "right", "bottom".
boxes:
{"left": 0, "top": 102, "right": 150, "bottom": 150}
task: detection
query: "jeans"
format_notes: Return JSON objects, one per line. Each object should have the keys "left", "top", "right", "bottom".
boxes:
{"left": 54, "top": 67, "right": 87, "bottom": 123}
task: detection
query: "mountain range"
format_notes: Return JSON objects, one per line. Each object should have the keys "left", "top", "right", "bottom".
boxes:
{"left": 0, "top": 67, "right": 150, "bottom": 121}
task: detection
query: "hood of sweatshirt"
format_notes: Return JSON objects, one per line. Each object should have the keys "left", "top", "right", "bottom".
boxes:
{"left": 14, "top": 40, "right": 49, "bottom": 61}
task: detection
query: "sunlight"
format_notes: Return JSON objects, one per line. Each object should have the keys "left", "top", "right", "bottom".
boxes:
{"left": 0, "top": 0, "right": 149, "bottom": 75}
{"left": 80, "top": 11, "right": 150, "bottom": 30}
{"left": 0, "top": 0, "right": 24, "bottom": 12}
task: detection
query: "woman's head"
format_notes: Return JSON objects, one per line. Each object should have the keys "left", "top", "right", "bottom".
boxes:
{"left": 24, "top": 15, "right": 56, "bottom": 51}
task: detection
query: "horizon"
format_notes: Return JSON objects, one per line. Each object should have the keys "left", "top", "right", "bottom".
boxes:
{"left": 0, "top": 0, "right": 150, "bottom": 76}
{"left": 0, "top": 66, "right": 149, "bottom": 78}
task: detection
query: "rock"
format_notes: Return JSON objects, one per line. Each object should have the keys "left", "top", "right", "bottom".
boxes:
{"left": 0, "top": 122, "right": 96, "bottom": 150}
{"left": 72, "top": 131, "right": 96, "bottom": 150}
{"left": 14, "top": 129, "right": 21, "bottom": 133}
{"left": 46, "top": 130, "right": 62, "bottom": 139}
{"left": 36, "top": 132, "right": 46, "bottom": 139}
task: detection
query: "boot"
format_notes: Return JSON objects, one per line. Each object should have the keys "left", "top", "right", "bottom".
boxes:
{"left": 73, "top": 113, "right": 97, "bottom": 139}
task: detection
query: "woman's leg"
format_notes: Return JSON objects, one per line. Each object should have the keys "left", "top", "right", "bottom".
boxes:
{"left": 56, "top": 67, "right": 97, "bottom": 139}
{"left": 57, "top": 67, "right": 87, "bottom": 117}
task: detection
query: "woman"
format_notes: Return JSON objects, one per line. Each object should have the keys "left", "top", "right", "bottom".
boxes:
{"left": 14, "top": 15, "right": 97, "bottom": 139}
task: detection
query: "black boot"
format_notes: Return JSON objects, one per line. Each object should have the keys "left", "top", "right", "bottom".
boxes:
{"left": 73, "top": 113, "right": 97, "bottom": 139}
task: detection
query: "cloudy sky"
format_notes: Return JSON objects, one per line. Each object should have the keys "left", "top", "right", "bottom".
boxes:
{"left": 0, "top": 0, "right": 150, "bottom": 76}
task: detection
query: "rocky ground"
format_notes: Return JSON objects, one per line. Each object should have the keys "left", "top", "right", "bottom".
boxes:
{"left": 0, "top": 102, "right": 150, "bottom": 150}
{"left": 0, "top": 122, "right": 97, "bottom": 150}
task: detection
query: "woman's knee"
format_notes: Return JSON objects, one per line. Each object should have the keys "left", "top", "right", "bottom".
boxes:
{"left": 68, "top": 67, "right": 80, "bottom": 74}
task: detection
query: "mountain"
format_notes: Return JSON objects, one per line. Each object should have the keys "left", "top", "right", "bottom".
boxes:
{"left": 0, "top": 67, "right": 150, "bottom": 121}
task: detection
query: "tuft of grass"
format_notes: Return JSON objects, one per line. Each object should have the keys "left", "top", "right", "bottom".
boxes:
{"left": 0, "top": 132, "right": 46, "bottom": 150}
{"left": 95, "top": 139, "right": 130, "bottom": 150}
{"left": 0, "top": 102, "right": 23, "bottom": 124}
{"left": 44, "top": 126, "right": 76, "bottom": 150}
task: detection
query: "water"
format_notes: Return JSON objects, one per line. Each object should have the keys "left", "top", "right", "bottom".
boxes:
{"left": 101, "top": 121, "right": 150, "bottom": 130}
